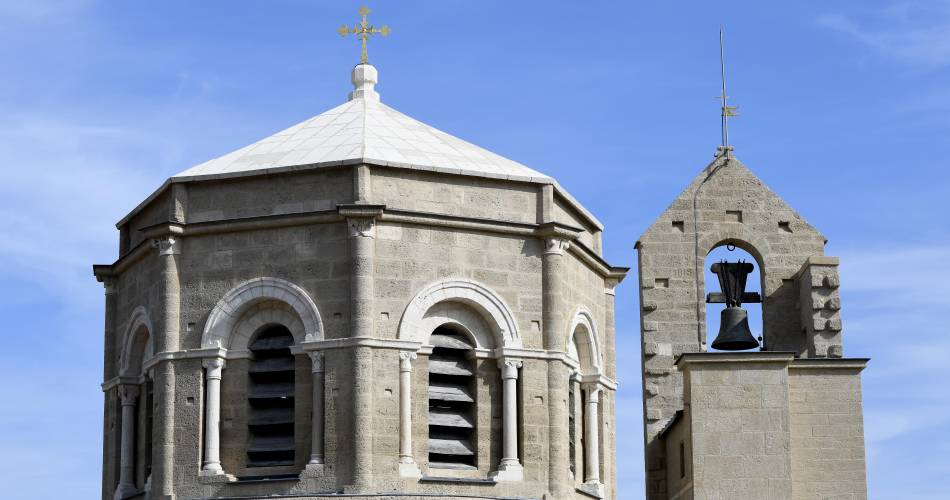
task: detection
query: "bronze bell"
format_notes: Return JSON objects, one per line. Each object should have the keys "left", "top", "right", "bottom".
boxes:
{"left": 713, "top": 306, "right": 758, "bottom": 351}
{"left": 708, "top": 261, "right": 761, "bottom": 351}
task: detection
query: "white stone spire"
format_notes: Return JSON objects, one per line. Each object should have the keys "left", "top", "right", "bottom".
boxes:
{"left": 348, "top": 63, "right": 379, "bottom": 102}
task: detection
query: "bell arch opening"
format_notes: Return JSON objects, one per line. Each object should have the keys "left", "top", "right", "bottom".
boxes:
{"left": 704, "top": 243, "right": 763, "bottom": 352}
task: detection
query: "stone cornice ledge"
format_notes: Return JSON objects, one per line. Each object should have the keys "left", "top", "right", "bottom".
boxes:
{"left": 790, "top": 358, "right": 869, "bottom": 371}
{"left": 296, "top": 337, "right": 422, "bottom": 352}
{"left": 675, "top": 351, "right": 796, "bottom": 368}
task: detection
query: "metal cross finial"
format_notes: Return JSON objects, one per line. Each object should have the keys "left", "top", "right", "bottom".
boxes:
{"left": 717, "top": 27, "right": 738, "bottom": 152}
{"left": 338, "top": 6, "right": 390, "bottom": 65}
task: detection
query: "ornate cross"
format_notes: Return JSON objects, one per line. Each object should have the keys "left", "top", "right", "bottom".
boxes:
{"left": 338, "top": 6, "right": 390, "bottom": 65}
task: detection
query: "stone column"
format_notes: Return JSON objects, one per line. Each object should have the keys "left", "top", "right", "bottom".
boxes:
{"left": 583, "top": 383, "right": 602, "bottom": 487}
{"left": 308, "top": 352, "right": 325, "bottom": 467}
{"left": 201, "top": 357, "right": 225, "bottom": 475}
{"left": 542, "top": 231, "right": 572, "bottom": 496}
{"left": 151, "top": 235, "right": 181, "bottom": 498}
{"left": 114, "top": 385, "right": 140, "bottom": 500}
{"left": 398, "top": 351, "right": 421, "bottom": 477}
{"left": 492, "top": 359, "right": 524, "bottom": 481}
{"left": 341, "top": 205, "right": 382, "bottom": 491}
{"left": 101, "top": 277, "right": 118, "bottom": 380}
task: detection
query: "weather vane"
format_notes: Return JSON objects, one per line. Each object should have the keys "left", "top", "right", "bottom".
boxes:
{"left": 717, "top": 27, "right": 738, "bottom": 152}
{"left": 338, "top": 6, "right": 390, "bottom": 65}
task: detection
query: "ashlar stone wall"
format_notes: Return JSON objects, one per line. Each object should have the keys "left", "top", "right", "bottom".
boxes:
{"left": 96, "top": 162, "right": 627, "bottom": 500}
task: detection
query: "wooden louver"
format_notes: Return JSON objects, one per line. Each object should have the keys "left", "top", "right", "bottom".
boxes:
{"left": 427, "top": 328, "right": 476, "bottom": 468}
{"left": 246, "top": 326, "right": 295, "bottom": 467}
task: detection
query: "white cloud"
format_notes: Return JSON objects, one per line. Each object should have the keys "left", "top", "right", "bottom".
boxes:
{"left": 817, "top": 2, "right": 950, "bottom": 67}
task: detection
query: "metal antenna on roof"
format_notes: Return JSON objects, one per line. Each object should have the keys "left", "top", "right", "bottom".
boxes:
{"left": 717, "top": 26, "right": 738, "bottom": 155}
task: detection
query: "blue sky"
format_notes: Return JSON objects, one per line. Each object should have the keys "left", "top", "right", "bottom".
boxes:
{"left": 1, "top": 1, "right": 948, "bottom": 499}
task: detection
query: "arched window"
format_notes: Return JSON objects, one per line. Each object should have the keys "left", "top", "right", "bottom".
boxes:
{"left": 246, "top": 325, "right": 296, "bottom": 467}
{"left": 567, "top": 315, "right": 603, "bottom": 491}
{"left": 427, "top": 326, "right": 477, "bottom": 468}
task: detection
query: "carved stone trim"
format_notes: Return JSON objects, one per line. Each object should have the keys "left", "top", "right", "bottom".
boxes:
{"left": 151, "top": 235, "right": 181, "bottom": 256}
{"left": 398, "top": 350, "right": 417, "bottom": 372}
{"left": 499, "top": 359, "right": 523, "bottom": 379}
{"left": 118, "top": 385, "right": 140, "bottom": 406}
{"left": 308, "top": 351, "right": 325, "bottom": 374}
{"left": 543, "top": 236, "right": 571, "bottom": 256}
{"left": 347, "top": 217, "right": 377, "bottom": 238}
{"left": 202, "top": 357, "right": 226, "bottom": 379}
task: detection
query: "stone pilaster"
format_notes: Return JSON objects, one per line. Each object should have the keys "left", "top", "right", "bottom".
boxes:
{"left": 101, "top": 276, "right": 118, "bottom": 381}
{"left": 151, "top": 235, "right": 181, "bottom": 499}
{"left": 339, "top": 204, "right": 383, "bottom": 491}
{"left": 539, "top": 224, "right": 574, "bottom": 496}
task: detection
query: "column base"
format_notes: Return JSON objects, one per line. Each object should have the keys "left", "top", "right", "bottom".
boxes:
{"left": 300, "top": 461, "right": 327, "bottom": 477}
{"left": 579, "top": 481, "right": 605, "bottom": 498}
{"left": 398, "top": 457, "right": 422, "bottom": 478}
{"left": 113, "top": 483, "right": 138, "bottom": 500}
{"left": 489, "top": 460, "right": 524, "bottom": 482}
{"left": 198, "top": 467, "right": 233, "bottom": 483}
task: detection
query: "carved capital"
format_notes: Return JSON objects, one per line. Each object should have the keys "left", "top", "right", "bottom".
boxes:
{"left": 151, "top": 235, "right": 181, "bottom": 256}
{"left": 202, "top": 357, "right": 226, "bottom": 379}
{"left": 582, "top": 382, "right": 602, "bottom": 403}
{"left": 102, "top": 277, "right": 118, "bottom": 296}
{"left": 118, "top": 384, "right": 140, "bottom": 406}
{"left": 399, "top": 351, "right": 417, "bottom": 372}
{"left": 543, "top": 236, "right": 571, "bottom": 256}
{"left": 347, "top": 217, "right": 376, "bottom": 239}
{"left": 308, "top": 351, "right": 325, "bottom": 374}
{"left": 499, "top": 359, "right": 523, "bottom": 379}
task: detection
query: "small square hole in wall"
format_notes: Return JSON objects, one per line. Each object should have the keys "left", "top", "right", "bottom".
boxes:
{"left": 384, "top": 389, "right": 393, "bottom": 397}
{"left": 380, "top": 312, "right": 390, "bottom": 321}
{"left": 531, "top": 320, "right": 541, "bottom": 332}
{"left": 779, "top": 221, "right": 792, "bottom": 233}
{"left": 726, "top": 210, "right": 743, "bottom": 223}
{"left": 534, "top": 396, "right": 544, "bottom": 405}
{"left": 187, "top": 322, "right": 196, "bottom": 332}
{"left": 671, "top": 220, "right": 685, "bottom": 233}
{"left": 333, "top": 312, "right": 342, "bottom": 320}
{"left": 655, "top": 278, "right": 669, "bottom": 288}
{"left": 186, "top": 397, "right": 195, "bottom": 405}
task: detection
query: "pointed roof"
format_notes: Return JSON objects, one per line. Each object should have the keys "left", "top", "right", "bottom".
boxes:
{"left": 637, "top": 150, "right": 825, "bottom": 244}
{"left": 120, "top": 63, "right": 600, "bottom": 228}
{"left": 174, "top": 85, "right": 550, "bottom": 183}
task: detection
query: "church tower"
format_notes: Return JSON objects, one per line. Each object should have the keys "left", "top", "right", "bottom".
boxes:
{"left": 636, "top": 148, "right": 870, "bottom": 499}
{"left": 93, "top": 10, "right": 627, "bottom": 500}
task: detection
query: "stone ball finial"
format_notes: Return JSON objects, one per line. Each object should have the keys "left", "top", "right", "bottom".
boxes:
{"left": 348, "top": 63, "right": 380, "bottom": 102}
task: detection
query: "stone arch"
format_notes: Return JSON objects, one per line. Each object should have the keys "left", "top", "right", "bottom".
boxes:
{"left": 398, "top": 278, "right": 522, "bottom": 349}
{"left": 201, "top": 277, "right": 324, "bottom": 349}
{"left": 699, "top": 229, "right": 772, "bottom": 293}
{"left": 119, "top": 306, "right": 154, "bottom": 377}
{"left": 566, "top": 307, "right": 602, "bottom": 375}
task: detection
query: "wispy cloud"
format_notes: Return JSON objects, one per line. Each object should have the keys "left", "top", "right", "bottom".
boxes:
{"left": 817, "top": 2, "right": 950, "bottom": 67}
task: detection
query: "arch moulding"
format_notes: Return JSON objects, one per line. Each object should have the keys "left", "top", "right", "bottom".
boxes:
{"left": 566, "top": 306, "right": 602, "bottom": 375}
{"left": 398, "top": 278, "right": 522, "bottom": 349}
{"left": 119, "top": 305, "right": 154, "bottom": 377}
{"left": 201, "top": 277, "right": 324, "bottom": 350}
